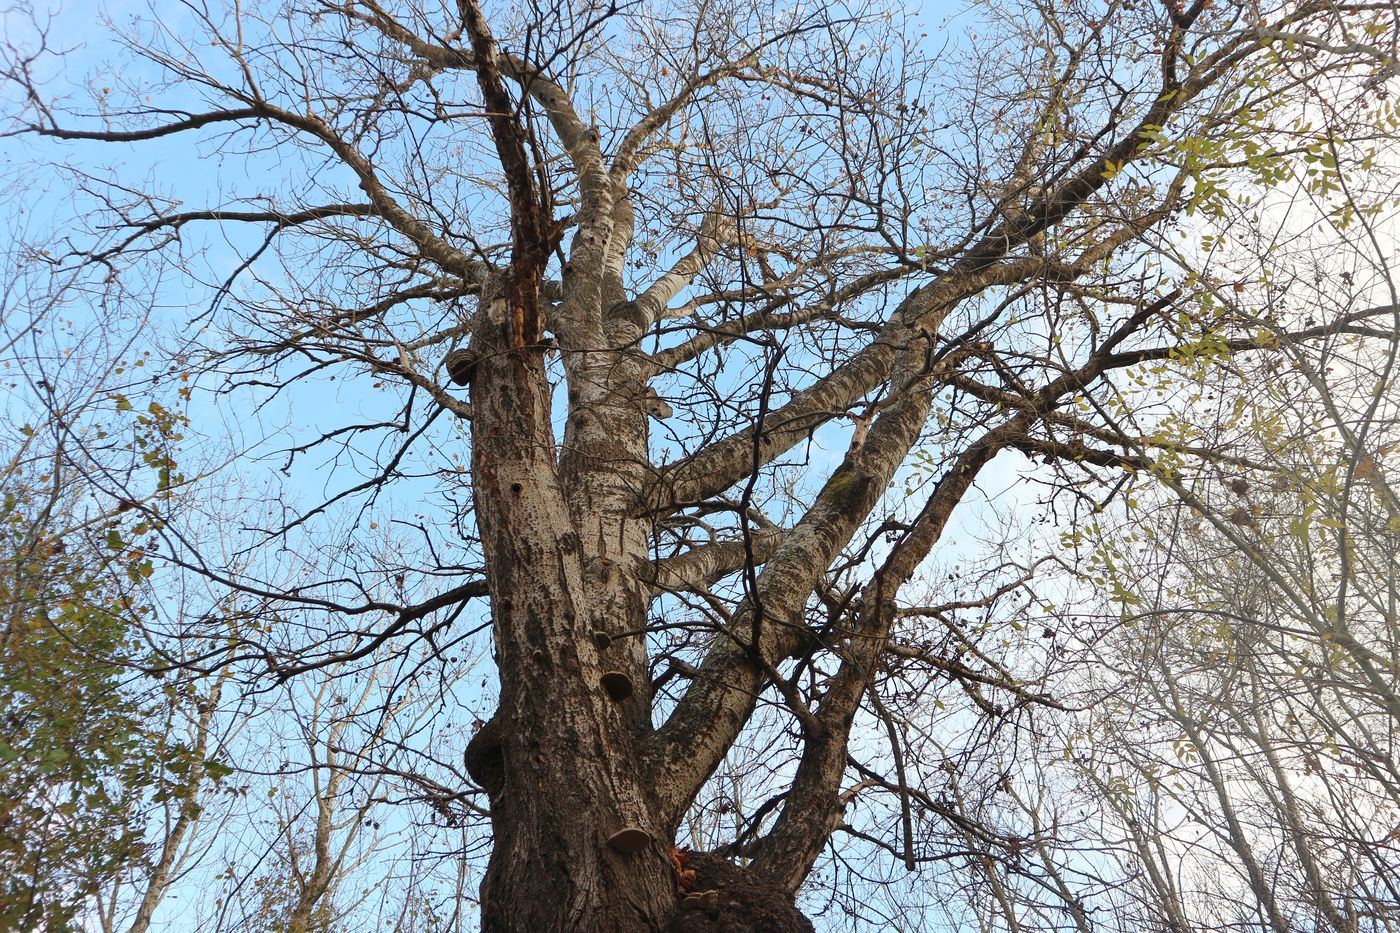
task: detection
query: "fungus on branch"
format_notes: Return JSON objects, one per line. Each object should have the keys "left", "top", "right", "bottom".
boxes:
{"left": 444, "top": 348, "right": 479, "bottom": 386}
{"left": 639, "top": 385, "right": 673, "bottom": 420}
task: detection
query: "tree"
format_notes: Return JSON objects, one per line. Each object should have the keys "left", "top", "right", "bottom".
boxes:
{"left": 0, "top": 216, "right": 229, "bottom": 931}
{"left": 2, "top": 0, "right": 1397, "bottom": 929}
{"left": 1061, "top": 143, "right": 1400, "bottom": 932}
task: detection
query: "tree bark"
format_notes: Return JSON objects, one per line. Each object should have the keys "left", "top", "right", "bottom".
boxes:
{"left": 465, "top": 272, "right": 676, "bottom": 931}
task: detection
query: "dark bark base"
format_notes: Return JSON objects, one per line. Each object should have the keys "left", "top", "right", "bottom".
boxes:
{"left": 668, "top": 852, "right": 814, "bottom": 933}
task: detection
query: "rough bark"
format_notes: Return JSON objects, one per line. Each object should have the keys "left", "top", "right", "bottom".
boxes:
{"left": 466, "top": 267, "right": 678, "bottom": 930}
{"left": 667, "top": 853, "right": 814, "bottom": 933}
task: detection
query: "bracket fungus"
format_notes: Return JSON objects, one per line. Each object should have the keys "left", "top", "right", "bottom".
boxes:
{"left": 600, "top": 670, "right": 634, "bottom": 701}
{"left": 607, "top": 826, "right": 652, "bottom": 854}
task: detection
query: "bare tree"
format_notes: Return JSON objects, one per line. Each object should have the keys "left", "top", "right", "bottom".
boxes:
{"left": 1063, "top": 156, "right": 1400, "bottom": 933}
{"left": 2, "top": 0, "right": 1398, "bottom": 929}
{"left": 209, "top": 663, "right": 439, "bottom": 933}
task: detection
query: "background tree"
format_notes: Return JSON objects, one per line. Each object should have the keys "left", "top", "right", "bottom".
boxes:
{"left": 1, "top": 0, "right": 1397, "bottom": 930}
{"left": 0, "top": 207, "right": 234, "bottom": 931}
{"left": 1061, "top": 136, "right": 1400, "bottom": 932}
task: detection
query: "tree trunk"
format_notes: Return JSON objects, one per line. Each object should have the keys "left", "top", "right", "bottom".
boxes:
{"left": 667, "top": 853, "right": 815, "bottom": 933}
{"left": 470, "top": 725, "right": 677, "bottom": 931}
{"left": 465, "top": 279, "right": 674, "bottom": 931}
{"left": 464, "top": 269, "right": 819, "bottom": 930}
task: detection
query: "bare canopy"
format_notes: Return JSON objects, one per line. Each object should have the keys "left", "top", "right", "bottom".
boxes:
{"left": 3, "top": 0, "right": 1398, "bottom": 929}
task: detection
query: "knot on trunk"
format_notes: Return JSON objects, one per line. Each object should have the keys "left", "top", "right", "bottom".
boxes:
{"left": 667, "top": 851, "right": 813, "bottom": 933}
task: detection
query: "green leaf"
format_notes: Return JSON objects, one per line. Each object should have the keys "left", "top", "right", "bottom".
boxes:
{"left": 205, "top": 759, "right": 235, "bottom": 781}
